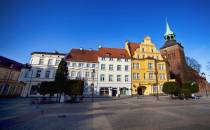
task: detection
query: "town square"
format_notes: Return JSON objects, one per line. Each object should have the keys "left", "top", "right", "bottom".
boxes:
{"left": 1, "top": 0, "right": 210, "bottom": 129}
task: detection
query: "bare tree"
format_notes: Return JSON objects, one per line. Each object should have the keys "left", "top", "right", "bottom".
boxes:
{"left": 186, "top": 56, "right": 201, "bottom": 73}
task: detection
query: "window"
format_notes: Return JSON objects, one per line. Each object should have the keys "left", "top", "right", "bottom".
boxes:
{"left": 148, "top": 63, "right": 153, "bottom": 70}
{"left": 149, "top": 73, "right": 153, "bottom": 80}
{"left": 137, "top": 55, "right": 140, "bottom": 59}
{"left": 151, "top": 49, "right": 154, "bottom": 52}
{"left": 72, "top": 63, "right": 76, "bottom": 67}
{"left": 45, "top": 70, "right": 50, "bottom": 78}
{"left": 144, "top": 73, "right": 146, "bottom": 79}
{"left": 39, "top": 58, "right": 44, "bottom": 65}
{"left": 100, "top": 74, "right": 105, "bottom": 81}
{"left": 125, "top": 59, "right": 128, "bottom": 62}
{"left": 109, "top": 58, "right": 113, "bottom": 61}
{"left": 142, "top": 48, "right": 145, "bottom": 52}
{"left": 48, "top": 59, "right": 53, "bottom": 65}
{"left": 117, "top": 58, "right": 121, "bottom": 61}
{"left": 133, "top": 63, "right": 139, "bottom": 69}
{"left": 79, "top": 63, "right": 83, "bottom": 67}
{"left": 120, "top": 87, "right": 127, "bottom": 95}
{"left": 101, "top": 64, "right": 105, "bottom": 70}
{"left": 86, "top": 64, "right": 90, "bottom": 68}
{"left": 125, "top": 75, "right": 129, "bottom": 82}
{"left": 55, "top": 60, "right": 60, "bottom": 66}
{"left": 92, "top": 64, "right": 95, "bottom": 68}
{"left": 133, "top": 73, "right": 137, "bottom": 80}
{"left": 137, "top": 73, "right": 140, "bottom": 79}
{"left": 125, "top": 65, "right": 129, "bottom": 71}
{"left": 102, "top": 57, "right": 106, "bottom": 61}
{"left": 91, "top": 72, "right": 95, "bottom": 78}
{"left": 142, "top": 55, "right": 145, "bottom": 58}
{"left": 160, "top": 73, "right": 165, "bottom": 80}
{"left": 159, "top": 64, "right": 164, "bottom": 70}
{"left": 85, "top": 72, "right": 89, "bottom": 78}
{"left": 117, "top": 75, "right": 121, "bottom": 82}
{"left": 109, "top": 75, "right": 113, "bottom": 82}
{"left": 117, "top": 65, "right": 121, "bottom": 71}
{"left": 109, "top": 64, "right": 113, "bottom": 71}
{"left": 36, "top": 69, "right": 42, "bottom": 78}
{"left": 100, "top": 87, "right": 109, "bottom": 96}
{"left": 77, "top": 71, "right": 81, "bottom": 78}
{"left": 71, "top": 71, "right": 76, "bottom": 77}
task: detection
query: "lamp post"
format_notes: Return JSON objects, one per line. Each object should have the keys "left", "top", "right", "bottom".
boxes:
{"left": 201, "top": 72, "right": 208, "bottom": 97}
{"left": 154, "top": 59, "right": 159, "bottom": 100}
{"left": 92, "top": 69, "right": 95, "bottom": 102}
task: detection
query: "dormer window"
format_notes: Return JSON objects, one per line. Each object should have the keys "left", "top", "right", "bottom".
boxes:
{"left": 105, "top": 53, "right": 111, "bottom": 57}
{"left": 102, "top": 57, "right": 106, "bottom": 61}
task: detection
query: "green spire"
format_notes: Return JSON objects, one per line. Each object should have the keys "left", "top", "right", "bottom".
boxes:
{"left": 164, "top": 21, "right": 174, "bottom": 36}
{"left": 164, "top": 20, "right": 175, "bottom": 41}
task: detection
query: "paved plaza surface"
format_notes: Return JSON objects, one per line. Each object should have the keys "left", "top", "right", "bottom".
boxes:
{"left": 1, "top": 96, "right": 210, "bottom": 130}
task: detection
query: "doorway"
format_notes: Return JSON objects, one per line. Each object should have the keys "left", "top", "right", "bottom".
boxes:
{"left": 137, "top": 87, "right": 143, "bottom": 95}
{"left": 112, "top": 88, "right": 117, "bottom": 96}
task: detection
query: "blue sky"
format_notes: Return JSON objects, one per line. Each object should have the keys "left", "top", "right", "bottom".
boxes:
{"left": 0, "top": 0, "right": 210, "bottom": 81}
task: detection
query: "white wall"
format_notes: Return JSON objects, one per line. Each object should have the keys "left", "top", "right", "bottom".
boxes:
{"left": 19, "top": 53, "right": 65, "bottom": 97}
{"left": 67, "top": 61, "right": 98, "bottom": 96}
{"left": 97, "top": 57, "right": 131, "bottom": 96}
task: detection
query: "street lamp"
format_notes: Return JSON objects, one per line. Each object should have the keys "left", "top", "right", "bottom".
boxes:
{"left": 154, "top": 59, "right": 159, "bottom": 100}
{"left": 92, "top": 69, "right": 95, "bottom": 102}
{"left": 201, "top": 72, "right": 208, "bottom": 97}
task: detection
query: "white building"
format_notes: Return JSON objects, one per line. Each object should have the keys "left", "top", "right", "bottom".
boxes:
{"left": 65, "top": 49, "right": 98, "bottom": 96}
{"left": 97, "top": 48, "right": 132, "bottom": 96}
{"left": 19, "top": 51, "right": 65, "bottom": 97}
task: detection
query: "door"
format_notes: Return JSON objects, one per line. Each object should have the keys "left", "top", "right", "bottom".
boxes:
{"left": 112, "top": 88, "right": 117, "bottom": 96}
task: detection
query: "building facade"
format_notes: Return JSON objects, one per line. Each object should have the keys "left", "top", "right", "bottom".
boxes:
{"left": 0, "top": 56, "right": 24, "bottom": 97}
{"left": 160, "top": 22, "right": 189, "bottom": 84}
{"left": 97, "top": 48, "right": 132, "bottom": 96}
{"left": 160, "top": 22, "right": 210, "bottom": 94}
{"left": 125, "top": 36, "right": 169, "bottom": 95}
{"left": 19, "top": 51, "right": 65, "bottom": 97}
{"left": 65, "top": 49, "right": 98, "bottom": 96}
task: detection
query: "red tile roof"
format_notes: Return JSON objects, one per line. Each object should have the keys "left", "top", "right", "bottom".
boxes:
{"left": 99, "top": 48, "right": 130, "bottom": 58}
{"left": 0, "top": 56, "right": 23, "bottom": 71}
{"left": 66, "top": 49, "right": 98, "bottom": 62}
{"left": 127, "top": 42, "right": 140, "bottom": 56}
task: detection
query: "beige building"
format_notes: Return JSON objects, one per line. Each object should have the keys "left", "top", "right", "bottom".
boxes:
{"left": 0, "top": 56, "right": 24, "bottom": 97}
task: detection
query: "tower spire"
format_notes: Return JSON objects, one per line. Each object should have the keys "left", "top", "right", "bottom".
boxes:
{"left": 164, "top": 20, "right": 175, "bottom": 41}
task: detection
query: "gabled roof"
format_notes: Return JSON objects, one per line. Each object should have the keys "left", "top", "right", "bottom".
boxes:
{"left": 66, "top": 49, "right": 98, "bottom": 62}
{"left": 0, "top": 56, "right": 23, "bottom": 71}
{"left": 127, "top": 42, "right": 140, "bottom": 56}
{"left": 99, "top": 47, "right": 130, "bottom": 58}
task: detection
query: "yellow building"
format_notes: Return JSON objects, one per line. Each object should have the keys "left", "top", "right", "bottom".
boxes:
{"left": 125, "top": 36, "right": 169, "bottom": 95}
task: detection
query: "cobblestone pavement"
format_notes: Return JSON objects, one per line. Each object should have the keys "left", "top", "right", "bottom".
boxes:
{"left": 1, "top": 96, "right": 210, "bottom": 130}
